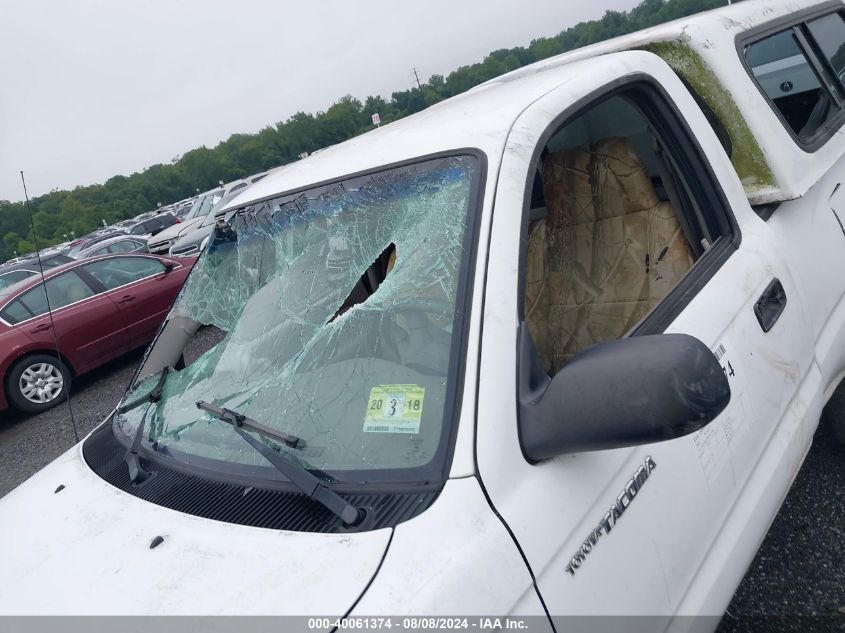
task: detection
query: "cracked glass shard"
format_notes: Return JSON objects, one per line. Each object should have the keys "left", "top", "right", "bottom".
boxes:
{"left": 116, "top": 155, "right": 479, "bottom": 478}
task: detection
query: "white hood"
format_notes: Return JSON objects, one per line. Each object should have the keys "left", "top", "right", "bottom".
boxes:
{"left": 149, "top": 216, "right": 204, "bottom": 246}
{"left": 0, "top": 443, "right": 391, "bottom": 615}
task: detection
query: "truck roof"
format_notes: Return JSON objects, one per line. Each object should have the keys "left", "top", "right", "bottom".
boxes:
{"left": 479, "top": 0, "right": 837, "bottom": 204}
{"left": 223, "top": 52, "right": 576, "bottom": 211}
{"left": 228, "top": 0, "right": 840, "bottom": 211}
{"left": 478, "top": 0, "right": 823, "bottom": 87}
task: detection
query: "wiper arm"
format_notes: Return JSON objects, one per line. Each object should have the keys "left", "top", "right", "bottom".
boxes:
{"left": 118, "top": 367, "right": 170, "bottom": 414}
{"left": 119, "top": 367, "right": 170, "bottom": 484}
{"left": 195, "top": 400, "right": 364, "bottom": 527}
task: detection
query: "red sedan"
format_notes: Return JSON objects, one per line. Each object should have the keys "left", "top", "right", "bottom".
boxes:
{"left": 0, "top": 253, "right": 194, "bottom": 413}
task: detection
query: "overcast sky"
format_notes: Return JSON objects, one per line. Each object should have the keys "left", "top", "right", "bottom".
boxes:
{"left": 0, "top": 0, "right": 639, "bottom": 202}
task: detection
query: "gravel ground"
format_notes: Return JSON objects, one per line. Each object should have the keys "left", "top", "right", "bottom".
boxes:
{"left": 0, "top": 334, "right": 844, "bottom": 624}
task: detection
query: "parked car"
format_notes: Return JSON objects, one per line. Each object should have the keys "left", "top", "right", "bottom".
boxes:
{"left": 111, "top": 218, "right": 140, "bottom": 231}
{"left": 129, "top": 210, "right": 160, "bottom": 223}
{"left": 126, "top": 213, "right": 180, "bottom": 238}
{"left": 66, "top": 230, "right": 129, "bottom": 258}
{"left": 172, "top": 197, "right": 198, "bottom": 219}
{"left": 168, "top": 189, "right": 249, "bottom": 256}
{"left": 151, "top": 177, "right": 271, "bottom": 255}
{"left": 4, "top": 0, "right": 845, "bottom": 624}
{"left": 71, "top": 235, "right": 149, "bottom": 259}
{"left": 0, "top": 253, "right": 194, "bottom": 413}
{"left": 0, "top": 254, "right": 75, "bottom": 290}
{"left": 147, "top": 187, "right": 226, "bottom": 255}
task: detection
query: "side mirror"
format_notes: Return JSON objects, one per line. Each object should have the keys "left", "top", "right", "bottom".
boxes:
{"left": 163, "top": 260, "right": 176, "bottom": 274}
{"left": 518, "top": 325, "right": 730, "bottom": 461}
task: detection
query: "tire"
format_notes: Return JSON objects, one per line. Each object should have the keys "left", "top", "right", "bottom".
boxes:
{"left": 6, "top": 354, "right": 72, "bottom": 414}
{"left": 821, "top": 381, "right": 845, "bottom": 446}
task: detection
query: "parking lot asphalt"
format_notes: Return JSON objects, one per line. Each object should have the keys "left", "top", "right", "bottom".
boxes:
{"left": 0, "top": 331, "right": 843, "bottom": 621}
{"left": 0, "top": 347, "right": 141, "bottom": 497}
{"left": 0, "top": 325, "right": 223, "bottom": 497}
{"left": 718, "top": 415, "right": 845, "bottom": 625}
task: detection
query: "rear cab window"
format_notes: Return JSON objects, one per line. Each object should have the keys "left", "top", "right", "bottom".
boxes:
{"left": 743, "top": 8, "right": 845, "bottom": 148}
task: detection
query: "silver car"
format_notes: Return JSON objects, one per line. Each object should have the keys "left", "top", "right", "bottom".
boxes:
{"left": 71, "top": 235, "right": 149, "bottom": 259}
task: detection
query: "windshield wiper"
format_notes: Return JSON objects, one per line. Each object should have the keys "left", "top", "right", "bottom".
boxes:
{"left": 119, "top": 367, "right": 170, "bottom": 484}
{"left": 118, "top": 367, "right": 169, "bottom": 415}
{"left": 195, "top": 400, "right": 365, "bottom": 526}
{"left": 196, "top": 401, "right": 302, "bottom": 448}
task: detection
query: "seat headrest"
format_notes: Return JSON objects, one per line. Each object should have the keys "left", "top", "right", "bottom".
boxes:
{"left": 64, "top": 280, "right": 90, "bottom": 304}
{"left": 542, "top": 137, "right": 659, "bottom": 224}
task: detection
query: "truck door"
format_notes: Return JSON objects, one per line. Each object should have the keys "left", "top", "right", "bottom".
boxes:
{"left": 475, "top": 53, "right": 820, "bottom": 618}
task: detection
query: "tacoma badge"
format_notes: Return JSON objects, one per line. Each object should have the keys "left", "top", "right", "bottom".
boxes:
{"left": 565, "top": 456, "right": 657, "bottom": 576}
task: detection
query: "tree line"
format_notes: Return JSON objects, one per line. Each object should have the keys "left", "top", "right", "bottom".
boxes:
{"left": 0, "top": 0, "right": 726, "bottom": 262}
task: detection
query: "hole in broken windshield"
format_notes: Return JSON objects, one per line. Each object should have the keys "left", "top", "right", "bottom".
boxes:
{"left": 329, "top": 242, "right": 396, "bottom": 324}
{"left": 179, "top": 325, "right": 227, "bottom": 369}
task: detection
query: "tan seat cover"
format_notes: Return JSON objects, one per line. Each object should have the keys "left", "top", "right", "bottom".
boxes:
{"left": 525, "top": 137, "right": 693, "bottom": 373}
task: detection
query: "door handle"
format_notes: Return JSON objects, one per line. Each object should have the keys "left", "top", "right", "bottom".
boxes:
{"left": 754, "top": 278, "right": 787, "bottom": 333}
{"left": 30, "top": 323, "right": 52, "bottom": 333}
{"left": 118, "top": 295, "right": 135, "bottom": 304}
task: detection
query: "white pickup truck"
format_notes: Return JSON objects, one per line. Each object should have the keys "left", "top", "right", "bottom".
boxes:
{"left": 2, "top": 0, "right": 845, "bottom": 629}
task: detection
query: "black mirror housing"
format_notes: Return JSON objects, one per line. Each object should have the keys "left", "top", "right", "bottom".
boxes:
{"left": 518, "top": 326, "right": 730, "bottom": 461}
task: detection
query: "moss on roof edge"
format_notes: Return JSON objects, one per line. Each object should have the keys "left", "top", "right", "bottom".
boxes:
{"left": 637, "top": 40, "right": 776, "bottom": 192}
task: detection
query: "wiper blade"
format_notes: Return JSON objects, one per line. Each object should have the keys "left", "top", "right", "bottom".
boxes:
{"left": 195, "top": 400, "right": 364, "bottom": 526}
{"left": 195, "top": 401, "right": 302, "bottom": 448}
{"left": 120, "top": 367, "right": 170, "bottom": 484}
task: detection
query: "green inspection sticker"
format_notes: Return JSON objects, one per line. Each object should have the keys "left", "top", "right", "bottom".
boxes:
{"left": 363, "top": 384, "right": 425, "bottom": 434}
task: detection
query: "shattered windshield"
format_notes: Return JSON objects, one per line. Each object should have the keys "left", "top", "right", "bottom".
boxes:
{"left": 115, "top": 154, "right": 480, "bottom": 483}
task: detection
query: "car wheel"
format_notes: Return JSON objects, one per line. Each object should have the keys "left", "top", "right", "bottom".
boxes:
{"left": 821, "top": 381, "right": 845, "bottom": 445}
{"left": 6, "top": 354, "right": 72, "bottom": 414}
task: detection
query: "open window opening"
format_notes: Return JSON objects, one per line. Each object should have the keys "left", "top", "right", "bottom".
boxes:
{"left": 744, "top": 11, "right": 845, "bottom": 146}
{"left": 524, "top": 90, "right": 728, "bottom": 375}
{"left": 747, "top": 28, "right": 836, "bottom": 140}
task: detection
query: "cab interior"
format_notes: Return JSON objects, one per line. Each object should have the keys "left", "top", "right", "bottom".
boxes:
{"left": 523, "top": 94, "right": 710, "bottom": 374}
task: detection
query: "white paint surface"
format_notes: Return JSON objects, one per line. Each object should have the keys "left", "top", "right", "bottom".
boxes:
{"left": 0, "top": 442, "right": 391, "bottom": 615}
